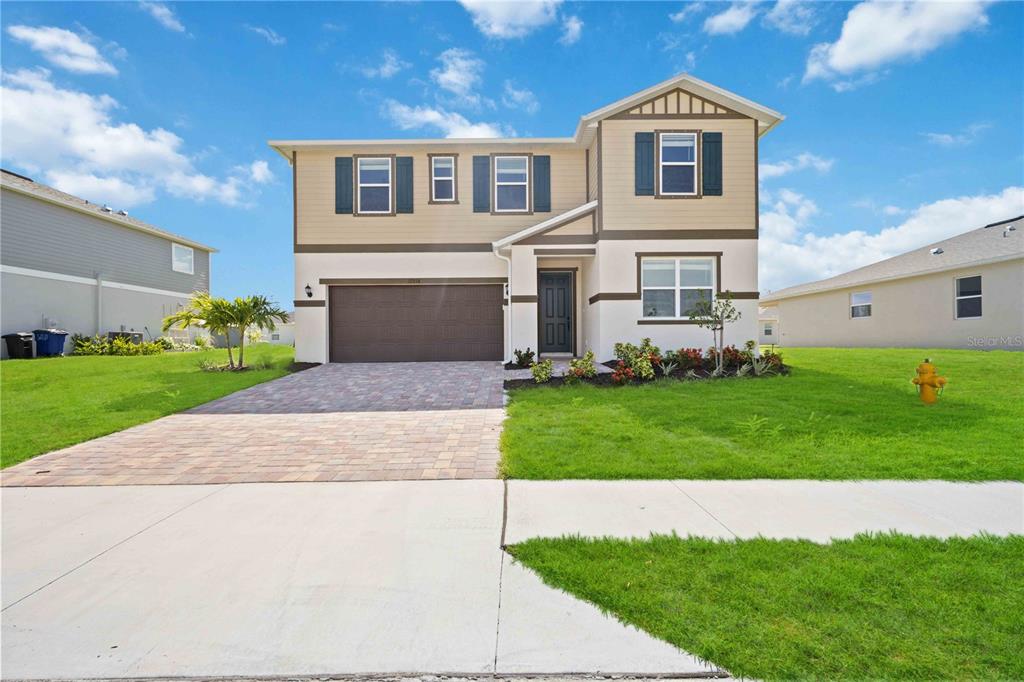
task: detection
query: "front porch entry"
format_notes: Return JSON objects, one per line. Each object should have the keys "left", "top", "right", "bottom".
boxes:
{"left": 538, "top": 270, "right": 574, "bottom": 355}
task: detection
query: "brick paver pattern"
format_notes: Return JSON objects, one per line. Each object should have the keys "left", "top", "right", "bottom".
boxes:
{"left": 2, "top": 363, "right": 505, "bottom": 487}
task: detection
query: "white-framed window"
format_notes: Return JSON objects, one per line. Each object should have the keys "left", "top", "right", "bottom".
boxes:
{"left": 641, "top": 257, "right": 715, "bottom": 319}
{"left": 955, "top": 275, "right": 982, "bottom": 319}
{"left": 431, "top": 155, "right": 456, "bottom": 202}
{"left": 494, "top": 155, "right": 529, "bottom": 212}
{"left": 763, "top": 323, "right": 774, "bottom": 336}
{"left": 271, "top": 333, "right": 280, "bottom": 340}
{"left": 357, "top": 157, "right": 392, "bottom": 214}
{"left": 172, "top": 243, "right": 194, "bottom": 275}
{"left": 658, "top": 132, "right": 697, "bottom": 196}
{"left": 850, "top": 291, "right": 872, "bottom": 318}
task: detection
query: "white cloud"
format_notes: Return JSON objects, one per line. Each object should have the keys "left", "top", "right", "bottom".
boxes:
{"left": 0, "top": 68, "right": 266, "bottom": 208}
{"left": 502, "top": 80, "right": 539, "bottom": 114}
{"left": 245, "top": 24, "right": 286, "bottom": 46}
{"left": 882, "top": 205, "right": 905, "bottom": 216}
{"left": 383, "top": 99, "right": 514, "bottom": 138}
{"left": 759, "top": 152, "right": 834, "bottom": 180}
{"left": 763, "top": 0, "right": 815, "bottom": 36}
{"left": 703, "top": 3, "right": 758, "bottom": 35}
{"left": 430, "top": 47, "right": 489, "bottom": 109}
{"left": 360, "top": 49, "right": 410, "bottom": 79}
{"left": 760, "top": 186, "right": 1024, "bottom": 291}
{"left": 240, "top": 160, "right": 273, "bottom": 184}
{"left": 139, "top": 2, "right": 185, "bottom": 32}
{"left": 804, "top": 1, "right": 990, "bottom": 90}
{"left": 559, "top": 15, "right": 583, "bottom": 45}
{"left": 669, "top": 3, "right": 705, "bottom": 23}
{"left": 6, "top": 25, "right": 117, "bottom": 75}
{"left": 922, "top": 122, "right": 991, "bottom": 147}
{"left": 458, "top": 0, "right": 561, "bottom": 39}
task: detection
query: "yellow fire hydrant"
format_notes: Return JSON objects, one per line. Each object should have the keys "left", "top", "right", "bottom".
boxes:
{"left": 912, "top": 359, "right": 947, "bottom": 405}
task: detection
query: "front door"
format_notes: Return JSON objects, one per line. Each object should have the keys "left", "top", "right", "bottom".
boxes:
{"left": 538, "top": 272, "right": 573, "bottom": 353}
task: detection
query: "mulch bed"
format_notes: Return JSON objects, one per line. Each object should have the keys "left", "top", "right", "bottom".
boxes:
{"left": 504, "top": 364, "right": 789, "bottom": 390}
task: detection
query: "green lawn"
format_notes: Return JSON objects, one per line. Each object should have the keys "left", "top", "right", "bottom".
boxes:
{"left": 1, "top": 344, "right": 296, "bottom": 468}
{"left": 511, "top": 533, "right": 1024, "bottom": 680}
{"left": 501, "top": 347, "right": 1024, "bottom": 480}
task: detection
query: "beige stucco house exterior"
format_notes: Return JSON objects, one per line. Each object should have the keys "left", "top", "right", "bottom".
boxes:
{"left": 760, "top": 217, "right": 1024, "bottom": 350}
{"left": 270, "top": 74, "right": 783, "bottom": 364}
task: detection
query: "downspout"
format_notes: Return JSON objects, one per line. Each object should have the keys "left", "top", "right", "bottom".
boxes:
{"left": 95, "top": 271, "right": 103, "bottom": 335}
{"left": 493, "top": 246, "right": 513, "bottom": 364}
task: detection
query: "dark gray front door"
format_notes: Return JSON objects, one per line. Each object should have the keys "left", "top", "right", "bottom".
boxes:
{"left": 538, "top": 272, "right": 572, "bottom": 353}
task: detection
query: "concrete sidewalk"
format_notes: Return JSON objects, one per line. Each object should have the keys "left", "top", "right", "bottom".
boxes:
{"left": 3, "top": 479, "right": 1020, "bottom": 679}
{"left": 1, "top": 481, "right": 713, "bottom": 679}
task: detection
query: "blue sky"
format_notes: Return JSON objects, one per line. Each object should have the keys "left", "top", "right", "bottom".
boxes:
{"left": 2, "top": 0, "right": 1021, "bottom": 303}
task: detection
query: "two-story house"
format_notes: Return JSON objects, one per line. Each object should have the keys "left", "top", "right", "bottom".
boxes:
{"left": 270, "top": 74, "right": 782, "bottom": 364}
{"left": 0, "top": 169, "right": 215, "bottom": 356}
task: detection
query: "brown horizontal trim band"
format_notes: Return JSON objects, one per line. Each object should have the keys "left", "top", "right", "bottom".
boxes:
{"left": 519, "top": 234, "right": 597, "bottom": 245}
{"left": 321, "top": 277, "right": 506, "bottom": 286}
{"left": 635, "top": 251, "right": 723, "bottom": 257}
{"left": 600, "top": 229, "right": 757, "bottom": 240}
{"left": 588, "top": 292, "right": 641, "bottom": 304}
{"left": 727, "top": 291, "right": 760, "bottom": 299}
{"left": 607, "top": 112, "right": 749, "bottom": 120}
{"left": 294, "top": 299, "right": 325, "bottom": 307}
{"left": 296, "top": 243, "right": 493, "bottom": 253}
{"left": 534, "top": 249, "right": 596, "bottom": 256}
{"left": 510, "top": 295, "right": 538, "bottom": 303}
{"left": 637, "top": 319, "right": 702, "bottom": 325}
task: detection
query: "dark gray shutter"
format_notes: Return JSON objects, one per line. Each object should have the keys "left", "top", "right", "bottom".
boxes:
{"left": 533, "top": 155, "right": 551, "bottom": 212}
{"left": 473, "top": 155, "right": 490, "bottom": 213}
{"left": 702, "top": 132, "right": 722, "bottom": 196}
{"left": 635, "top": 132, "right": 654, "bottom": 196}
{"left": 395, "top": 156, "right": 413, "bottom": 213}
{"left": 335, "top": 157, "right": 353, "bottom": 214}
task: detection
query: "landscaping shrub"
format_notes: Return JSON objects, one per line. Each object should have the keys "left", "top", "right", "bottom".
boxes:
{"left": 564, "top": 350, "right": 597, "bottom": 384}
{"left": 531, "top": 358, "right": 554, "bottom": 383}
{"left": 513, "top": 348, "right": 536, "bottom": 368}
{"left": 154, "top": 336, "right": 176, "bottom": 351}
{"left": 706, "top": 345, "right": 744, "bottom": 370}
{"left": 667, "top": 347, "right": 703, "bottom": 371}
{"left": 761, "top": 348, "right": 784, "bottom": 368}
{"left": 611, "top": 360, "right": 635, "bottom": 385}
{"left": 613, "top": 337, "right": 660, "bottom": 380}
{"left": 71, "top": 334, "right": 165, "bottom": 356}
{"left": 71, "top": 334, "right": 108, "bottom": 356}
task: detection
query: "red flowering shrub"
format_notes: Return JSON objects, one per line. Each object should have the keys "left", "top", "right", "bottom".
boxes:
{"left": 611, "top": 360, "right": 635, "bottom": 385}
{"left": 706, "top": 345, "right": 745, "bottom": 369}
{"left": 673, "top": 347, "right": 703, "bottom": 370}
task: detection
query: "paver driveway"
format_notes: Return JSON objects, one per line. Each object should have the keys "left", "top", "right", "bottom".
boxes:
{"left": 2, "top": 362, "right": 505, "bottom": 487}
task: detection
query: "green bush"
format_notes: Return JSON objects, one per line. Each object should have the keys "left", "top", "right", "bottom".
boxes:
{"left": 513, "top": 348, "right": 536, "bottom": 367}
{"left": 71, "top": 334, "right": 164, "bottom": 356}
{"left": 564, "top": 350, "right": 597, "bottom": 384}
{"left": 531, "top": 358, "right": 554, "bottom": 383}
{"left": 613, "top": 338, "right": 659, "bottom": 380}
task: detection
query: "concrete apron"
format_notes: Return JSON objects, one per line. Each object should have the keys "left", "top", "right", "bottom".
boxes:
{"left": 0, "top": 481, "right": 716, "bottom": 680}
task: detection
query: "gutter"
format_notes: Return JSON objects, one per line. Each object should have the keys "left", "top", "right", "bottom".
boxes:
{"left": 492, "top": 247, "right": 513, "bottom": 364}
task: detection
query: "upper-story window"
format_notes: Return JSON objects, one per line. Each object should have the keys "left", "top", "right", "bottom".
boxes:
{"left": 641, "top": 257, "right": 714, "bottom": 318}
{"left": 172, "top": 243, "right": 194, "bottom": 275}
{"left": 430, "top": 155, "right": 457, "bottom": 203}
{"left": 850, "top": 291, "right": 872, "bottom": 318}
{"left": 658, "top": 132, "right": 697, "bottom": 197}
{"left": 955, "top": 275, "right": 982, "bottom": 319}
{"left": 494, "top": 155, "right": 529, "bottom": 213}
{"left": 357, "top": 157, "right": 392, "bottom": 214}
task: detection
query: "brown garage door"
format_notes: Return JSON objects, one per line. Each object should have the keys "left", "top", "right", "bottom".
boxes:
{"left": 329, "top": 284, "right": 504, "bottom": 362}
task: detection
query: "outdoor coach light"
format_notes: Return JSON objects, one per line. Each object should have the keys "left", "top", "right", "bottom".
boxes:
{"left": 305, "top": 284, "right": 313, "bottom": 298}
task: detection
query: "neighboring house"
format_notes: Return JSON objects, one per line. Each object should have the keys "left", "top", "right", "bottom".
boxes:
{"left": 760, "top": 217, "right": 1024, "bottom": 349}
{"left": 266, "top": 315, "right": 295, "bottom": 346}
{"left": 0, "top": 169, "right": 216, "bottom": 357}
{"left": 758, "top": 308, "right": 779, "bottom": 346}
{"left": 270, "top": 74, "right": 782, "bottom": 363}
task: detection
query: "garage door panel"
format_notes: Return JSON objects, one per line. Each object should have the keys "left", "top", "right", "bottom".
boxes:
{"left": 330, "top": 284, "right": 503, "bottom": 362}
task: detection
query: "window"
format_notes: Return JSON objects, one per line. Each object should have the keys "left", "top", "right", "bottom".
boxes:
{"left": 271, "top": 333, "right": 280, "bottom": 341}
{"left": 850, "top": 291, "right": 872, "bottom": 318}
{"left": 172, "top": 243, "right": 194, "bottom": 274}
{"left": 430, "top": 155, "right": 456, "bottom": 202}
{"left": 763, "top": 323, "right": 774, "bottom": 336}
{"left": 357, "top": 157, "right": 391, "bottom": 214}
{"left": 494, "top": 155, "right": 529, "bottom": 212}
{"left": 658, "top": 132, "right": 697, "bottom": 196}
{"left": 641, "top": 257, "right": 714, "bottom": 318}
{"left": 955, "top": 275, "right": 982, "bottom": 319}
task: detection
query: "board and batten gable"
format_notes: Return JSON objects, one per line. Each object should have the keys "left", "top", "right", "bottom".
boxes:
{"left": 295, "top": 145, "right": 587, "bottom": 247}
{"left": 599, "top": 116, "right": 757, "bottom": 233}
{"left": 1, "top": 187, "right": 210, "bottom": 293}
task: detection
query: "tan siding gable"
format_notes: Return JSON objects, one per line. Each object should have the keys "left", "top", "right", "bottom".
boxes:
{"left": 296, "top": 146, "right": 585, "bottom": 246}
{"left": 622, "top": 88, "right": 741, "bottom": 117}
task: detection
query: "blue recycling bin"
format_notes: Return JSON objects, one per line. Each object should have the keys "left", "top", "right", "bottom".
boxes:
{"left": 33, "top": 328, "right": 69, "bottom": 356}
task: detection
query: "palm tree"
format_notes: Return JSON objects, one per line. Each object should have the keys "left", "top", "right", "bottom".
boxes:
{"left": 228, "top": 295, "right": 289, "bottom": 369}
{"left": 163, "top": 292, "right": 239, "bottom": 368}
